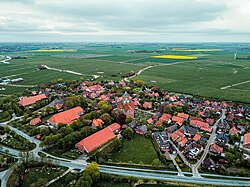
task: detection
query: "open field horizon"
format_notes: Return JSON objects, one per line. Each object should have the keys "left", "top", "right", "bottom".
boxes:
{"left": 0, "top": 42, "right": 249, "bottom": 103}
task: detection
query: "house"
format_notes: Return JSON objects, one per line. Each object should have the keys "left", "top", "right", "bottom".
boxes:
{"left": 159, "top": 113, "right": 171, "bottom": 123}
{"left": 143, "top": 102, "right": 152, "bottom": 109}
{"left": 108, "top": 123, "right": 121, "bottom": 134}
{"left": 18, "top": 94, "right": 46, "bottom": 107}
{"left": 193, "top": 134, "right": 201, "bottom": 142}
{"left": 147, "top": 118, "right": 153, "bottom": 124}
{"left": 190, "top": 120, "right": 212, "bottom": 132}
{"left": 153, "top": 132, "right": 169, "bottom": 152}
{"left": 243, "top": 132, "right": 250, "bottom": 149}
{"left": 136, "top": 125, "right": 148, "bottom": 135}
{"left": 49, "top": 98, "right": 64, "bottom": 110}
{"left": 181, "top": 125, "right": 198, "bottom": 135}
{"left": 92, "top": 119, "right": 104, "bottom": 128}
{"left": 30, "top": 118, "right": 41, "bottom": 126}
{"left": 117, "top": 91, "right": 134, "bottom": 118}
{"left": 229, "top": 127, "right": 238, "bottom": 137}
{"left": 210, "top": 143, "right": 223, "bottom": 155}
{"left": 203, "top": 157, "right": 216, "bottom": 171}
{"left": 166, "top": 124, "right": 178, "bottom": 133}
{"left": 206, "top": 118, "right": 214, "bottom": 125}
{"left": 171, "top": 129, "right": 186, "bottom": 147}
{"left": 75, "top": 123, "right": 120, "bottom": 153}
{"left": 216, "top": 133, "right": 229, "bottom": 144}
{"left": 177, "top": 113, "right": 189, "bottom": 121}
{"left": 48, "top": 106, "right": 83, "bottom": 126}
{"left": 172, "top": 116, "right": 184, "bottom": 126}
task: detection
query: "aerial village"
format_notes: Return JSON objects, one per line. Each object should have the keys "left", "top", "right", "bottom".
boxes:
{"left": 1, "top": 79, "right": 250, "bottom": 178}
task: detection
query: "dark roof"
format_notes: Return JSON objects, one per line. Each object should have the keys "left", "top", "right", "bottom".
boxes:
{"left": 181, "top": 125, "right": 198, "bottom": 134}
{"left": 153, "top": 132, "right": 170, "bottom": 149}
{"left": 216, "top": 133, "right": 229, "bottom": 143}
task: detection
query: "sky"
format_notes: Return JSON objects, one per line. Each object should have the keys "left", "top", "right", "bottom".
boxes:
{"left": 0, "top": 0, "right": 249, "bottom": 42}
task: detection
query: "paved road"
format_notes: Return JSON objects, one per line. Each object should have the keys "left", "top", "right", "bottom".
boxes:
{"left": 168, "top": 139, "right": 191, "bottom": 168}
{"left": 191, "top": 109, "right": 227, "bottom": 177}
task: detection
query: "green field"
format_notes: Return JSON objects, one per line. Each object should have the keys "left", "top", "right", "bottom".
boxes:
{"left": 0, "top": 43, "right": 249, "bottom": 103}
{"left": 111, "top": 135, "right": 159, "bottom": 164}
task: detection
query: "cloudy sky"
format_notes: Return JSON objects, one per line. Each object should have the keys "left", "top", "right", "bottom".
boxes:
{"left": 0, "top": 0, "right": 249, "bottom": 42}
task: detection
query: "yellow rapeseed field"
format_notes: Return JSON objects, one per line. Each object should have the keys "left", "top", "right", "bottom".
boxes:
{"left": 151, "top": 55, "right": 197, "bottom": 60}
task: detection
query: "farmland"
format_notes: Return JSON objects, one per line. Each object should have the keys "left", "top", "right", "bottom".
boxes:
{"left": 0, "top": 42, "right": 249, "bottom": 103}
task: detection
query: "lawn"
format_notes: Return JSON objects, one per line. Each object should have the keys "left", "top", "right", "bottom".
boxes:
{"left": 44, "top": 148, "right": 82, "bottom": 160}
{"left": 111, "top": 135, "right": 159, "bottom": 164}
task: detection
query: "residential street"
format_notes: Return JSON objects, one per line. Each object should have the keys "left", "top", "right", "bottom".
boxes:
{"left": 191, "top": 109, "right": 227, "bottom": 177}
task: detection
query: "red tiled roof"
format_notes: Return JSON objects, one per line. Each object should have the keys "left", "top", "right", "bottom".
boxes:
{"left": 48, "top": 106, "right": 83, "bottom": 125}
{"left": 18, "top": 94, "right": 46, "bottom": 106}
{"left": 190, "top": 120, "right": 209, "bottom": 129}
{"left": 206, "top": 118, "right": 214, "bottom": 125}
{"left": 159, "top": 113, "right": 171, "bottom": 122}
{"left": 30, "top": 118, "right": 41, "bottom": 125}
{"left": 210, "top": 143, "right": 223, "bottom": 153}
{"left": 171, "top": 133, "right": 179, "bottom": 141}
{"left": 147, "top": 118, "right": 153, "bottom": 124}
{"left": 229, "top": 127, "right": 238, "bottom": 136}
{"left": 76, "top": 124, "right": 120, "bottom": 153}
{"left": 244, "top": 132, "right": 250, "bottom": 146}
{"left": 190, "top": 116, "right": 203, "bottom": 121}
{"left": 200, "top": 127, "right": 212, "bottom": 132}
{"left": 193, "top": 134, "right": 201, "bottom": 142}
{"left": 108, "top": 123, "right": 121, "bottom": 132}
{"left": 92, "top": 119, "right": 104, "bottom": 127}
{"left": 177, "top": 113, "right": 189, "bottom": 119}
{"left": 143, "top": 102, "right": 152, "bottom": 109}
{"left": 172, "top": 116, "right": 183, "bottom": 126}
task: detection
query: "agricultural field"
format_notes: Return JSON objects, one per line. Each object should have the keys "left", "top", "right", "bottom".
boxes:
{"left": 0, "top": 42, "right": 249, "bottom": 103}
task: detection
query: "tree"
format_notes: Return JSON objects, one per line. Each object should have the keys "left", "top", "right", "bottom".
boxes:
{"left": 121, "top": 127, "right": 134, "bottom": 139}
{"left": 100, "top": 113, "right": 113, "bottom": 125}
{"left": 225, "top": 152, "right": 234, "bottom": 163}
{"left": 84, "top": 162, "right": 100, "bottom": 182}
{"left": 125, "top": 116, "right": 133, "bottom": 124}
{"left": 134, "top": 79, "right": 145, "bottom": 87}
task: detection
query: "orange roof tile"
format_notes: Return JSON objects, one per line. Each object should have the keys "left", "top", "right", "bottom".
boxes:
{"left": 30, "top": 118, "right": 41, "bottom": 125}
{"left": 76, "top": 123, "right": 120, "bottom": 153}
{"left": 18, "top": 94, "right": 46, "bottom": 106}
{"left": 92, "top": 119, "right": 104, "bottom": 127}
{"left": 177, "top": 113, "right": 189, "bottom": 119}
{"left": 193, "top": 134, "right": 201, "bottom": 142}
{"left": 159, "top": 113, "right": 171, "bottom": 122}
{"left": 108, "top": 123, "right": 121, "bottom": 132}
{"left": 244, "top": 132, "right": 250, "bottom": 146}
{"left": 172, "top": 116, "right": 183, "bottom": 126}
{"left": 48, "top": 107, "right": 83, "bottom": 125}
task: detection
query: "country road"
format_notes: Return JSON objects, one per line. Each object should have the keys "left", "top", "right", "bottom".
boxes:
{"left": 0, "top": 55, "right": 11, "bottom": 64}
{"left": 123, "top": 61, "right": 188, "bottom": 82}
